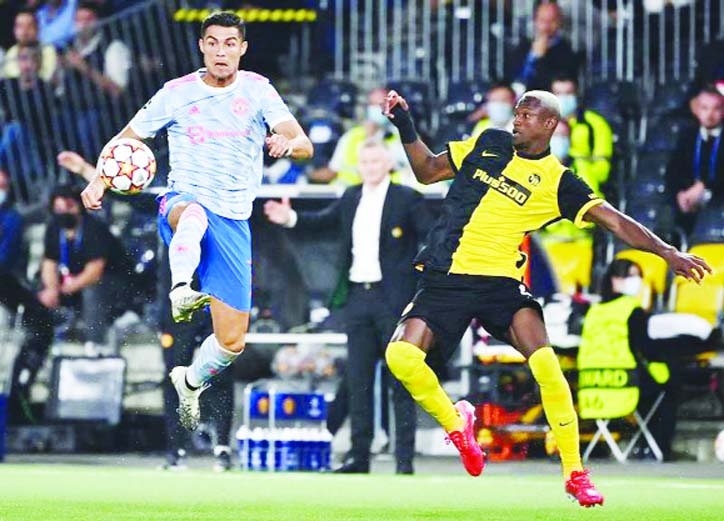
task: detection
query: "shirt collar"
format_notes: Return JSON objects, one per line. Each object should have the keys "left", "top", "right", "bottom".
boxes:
{"left": 700, "top": 126, "right": 722, "bottom": 139}
{"left": 361, "top": 176, "right": 391, "bottom": 198}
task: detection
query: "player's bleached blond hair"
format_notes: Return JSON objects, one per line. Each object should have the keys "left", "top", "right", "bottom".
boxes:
{"left": 519, "top": 90, "right": 561, "bottom": 119}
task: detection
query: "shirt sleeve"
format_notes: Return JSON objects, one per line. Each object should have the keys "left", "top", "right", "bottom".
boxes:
{"left": 260, "top": 80, "right": 295, "bottom": 131}
{"left": 129, "top": 86, "right": 175, "bottom": 138}
{"left": 446, "top": 134, "right": 478, "bottom": 173}
{"left": 43, "top": 224, "right": 60, "bottom": 262}
{"left": 557, "top": 169, "right": 604, "bottom": 227}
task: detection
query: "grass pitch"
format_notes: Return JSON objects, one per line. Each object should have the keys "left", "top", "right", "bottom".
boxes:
{"left": 0, "top": 464, "right": 723, "bottom": 521}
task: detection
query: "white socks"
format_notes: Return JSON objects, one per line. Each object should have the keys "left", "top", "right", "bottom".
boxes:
{"left": 169, "top": 203, "right": 208, "bottom": 288}
{"left": 186, "top": 334, "right": 239, "bottom": 388}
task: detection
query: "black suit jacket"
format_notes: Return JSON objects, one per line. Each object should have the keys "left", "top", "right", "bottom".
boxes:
{"left": 507, "top": 36, "right": 580, "bottom": 90}
{"left": 666, "top": 128, "right": 724, "bottom": 203}
{"left": 293, "top": 183, "right": 432, "bottom": 315}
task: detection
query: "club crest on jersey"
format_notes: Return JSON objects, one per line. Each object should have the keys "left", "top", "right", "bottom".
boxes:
{"left": 528, "top": 173, "right": 541, "bottom": 186}
{"left": 472, "top": 169, "right": 531, "bottom": 205}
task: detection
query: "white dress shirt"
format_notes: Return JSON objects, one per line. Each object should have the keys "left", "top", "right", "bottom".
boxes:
{"left": 348, "top": 177, "right": 390, "bottom": 283}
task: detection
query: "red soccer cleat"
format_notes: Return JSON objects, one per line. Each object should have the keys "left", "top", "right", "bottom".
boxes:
{"left": 446, "top": 400, "right": 485, "bottom": 477}
{"left": 565, "top": 469, "right": 604, "bottom": 507}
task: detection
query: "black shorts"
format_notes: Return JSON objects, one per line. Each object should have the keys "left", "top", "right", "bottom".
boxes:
{"left": 400, "top": 270, "right": 543, "bottom": 362}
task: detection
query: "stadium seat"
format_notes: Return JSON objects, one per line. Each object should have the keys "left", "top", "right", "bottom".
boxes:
{"left": 584, "top": 80, "right": 641, "bottom": 121}
{"left": 538, "top": 239, "right": 593, "bottom": 295}
{"left": 441, "top": 80, "right": 488, "bottom": 121}
{"left": 641, "top": 114, "right": 695, "bottom": 153}
{"left": 431, "top": 120, "right": 473, "bottom": 153}
{"left": 300, "top": 110, "right": 345, "bottom": 168}
{"left": 624, "top": 203, "right": 676, "bottom": 242}
{"left": 580, "top": 387, "right": 666, "bottom": 463}
{"left": 690, "top": 204, "right": 724, "bottom": 246}
{"left": 669, "top": 243, "right": 724, "bottom": 325}
{"left": 386, "top": 79, "right": 433, "bottom": 131}
{"left": 634, "top": 152, "right": 669, "bottom": 180}
{"left": 306, "top": 79, "right": 359, "bottom": 119}
{"left": 647, "top": 80, "right": 693, "bottom": 118}
{"left": 625, "top": 174, "right": 669, "bottom": 207}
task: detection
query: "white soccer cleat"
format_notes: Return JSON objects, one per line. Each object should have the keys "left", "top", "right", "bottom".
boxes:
{"left": 169, "top": 283, "right": 211, "bottom": 323}
{"left": 170, "top": 366, "right": 208, "bottom": 431}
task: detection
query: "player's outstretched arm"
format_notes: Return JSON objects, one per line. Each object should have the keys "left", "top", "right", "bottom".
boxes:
{"left": 81, "top": 125, "right": 145, "bottom": 210}
{"left": 383, "top": 90, "right": 454, "bottom": 185}
{"left": 584, "top": 202, "right": 712, "bottom": 282}
{"left": 268, "top": 120, "right": 313, "bottom": 160}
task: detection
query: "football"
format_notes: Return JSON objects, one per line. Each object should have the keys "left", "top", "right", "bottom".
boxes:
{"left": 97, "top": 137, "right": 157, "bottom": 194}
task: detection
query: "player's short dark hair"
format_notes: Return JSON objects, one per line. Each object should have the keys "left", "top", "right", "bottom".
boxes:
{"left": 600, "top": 258, "right": 640, "bottom": 302}
{"left": 696, "top": 84, "right": 723, "bottom": 99}
{"left": 77, "top": 1, "right": 100, "bottom": 16}
{"left": 201, "top": 11, "right": 246, "bottom": 40}
{"left": 49, "top": 184, "right": 84, "bottom": 212}
{"left": 487, "top": 81, "right": 516, "bottom": 100}
{"left": 551, "top": 75, "right": 578, "bottom": 89}
{"left": 15, "top": 8, "right": 38, "bottom": 23}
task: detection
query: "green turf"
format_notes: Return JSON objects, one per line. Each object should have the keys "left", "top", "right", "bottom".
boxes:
{"left": 0, "top": 465, "right": 723, "bottom": 521}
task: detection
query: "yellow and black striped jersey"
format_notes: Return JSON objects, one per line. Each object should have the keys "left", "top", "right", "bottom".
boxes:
{"left": 416, "top": 128, "right": 603, "bottom": 280}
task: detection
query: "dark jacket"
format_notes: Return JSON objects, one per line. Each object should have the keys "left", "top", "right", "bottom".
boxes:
{"left": 507, "top": 35, "right": 580, "bottom": 90}
{"left": 294, "top": 182, "right": 432, "bottom": 315}
{"left": 666, "top": 128, "right": 724, "bottom": 203}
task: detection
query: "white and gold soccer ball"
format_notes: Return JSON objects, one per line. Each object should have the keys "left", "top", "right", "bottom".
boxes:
{"left": 97, "top": 137, "right": 157, "bottom": 194}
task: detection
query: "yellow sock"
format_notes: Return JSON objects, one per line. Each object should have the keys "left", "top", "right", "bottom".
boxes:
{"left": 385, "top": 340, "right": 463, "bottom": 432}
{"left": 528, "top": 346, "right": 583, "bottom": 479}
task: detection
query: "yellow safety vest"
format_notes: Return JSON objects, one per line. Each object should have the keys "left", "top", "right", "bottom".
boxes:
{"left": 335, "top": 126, "right": 404, "bottom": 186}
{"left": 577, "top": 295, "right": 669, "bottom": 419}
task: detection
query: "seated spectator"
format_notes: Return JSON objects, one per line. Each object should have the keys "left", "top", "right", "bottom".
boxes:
{"left": 3, "top": 9, "right": 59, "bottom": 82}
{"left": 551, "top": 76, "right": 614, "bottom": 198}
{"left": 37, "top": 0, "right": 79, "bottom": 49}
{"left": 550, "top": 119, "right": 572, "bottom": 166}
{"left": 38, "top": 184, "right": 137, "bottom": 350}
{"left": 59, "top": 1, "right": 131, "bottom": 158}
{"left": 666, "top": 85, "right": 724, "bottom": 235}
{"left": 469, "top": 82, "right": 516, "bottom": 137}
{"left": 307, "top": 87, "right": 412, "bottom": 186}
{"left": 507, "top": 2, "right": 580, "bottom": 93}
{"left": 0, "top": 43, "right": 56, "bottom": 200}
{"left": 578, "top": 258, "right": 722, "bottom": 460}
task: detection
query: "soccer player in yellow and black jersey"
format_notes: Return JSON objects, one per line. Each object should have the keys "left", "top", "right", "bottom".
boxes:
{"left": 381, "top": 89, "right": 712, "bottom": 507}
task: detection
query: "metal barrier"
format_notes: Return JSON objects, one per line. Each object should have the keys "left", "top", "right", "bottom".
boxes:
{"left": 328, "top": 0, "right": 724, "bottom": 97}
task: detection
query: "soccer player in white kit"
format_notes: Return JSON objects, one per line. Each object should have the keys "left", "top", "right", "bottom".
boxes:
{"left": 81, "top": 12, "right": 313, "bottom": 430}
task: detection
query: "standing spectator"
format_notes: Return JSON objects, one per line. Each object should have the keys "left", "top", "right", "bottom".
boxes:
{"left": 37, "top": 0, "right": 79, "bottom": 49}
{"left": 265, "top": 139, "right": 432, "bottom": 474}
{"left": 3, "top": 9, "right": 59, "bottom": 83}
{"left": 38, "top": 184, "right": 136, "bottom": 351}
{"left": 666, "top": 85, "right": 724, "bottom": 234}
{"left": 507, "top": 2, "right": 580, "bottom": 93}
{"left": 0, "top": 168, "right": 24, "bottom": 276}
{"left": 0, "top": 43, "right": 56, "bottom": 200}
{"left": 0, "top": 168, "right": 54, "bottom": 424}
{"left": 551, "top": 76, "right": 614, "bottom": 198}
{"left": 470, "top": 82, "right": 517, "bottom": 138}
{"left": 308, "top": 87, "right": 411, "bottom": 186}
{"left": 60, "top": 1, "right": 131, "bottom": 158}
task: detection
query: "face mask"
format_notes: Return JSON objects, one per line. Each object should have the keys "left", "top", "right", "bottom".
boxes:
{"left": 550, "top": 135, "right": 571, "bottom": 160}
{"left": 558, "top": 94, "right": 578, "bottom": 118}
{"left": 366, "top": 105, "right": 389, "bottom": 127}
{"left": 0, "top": 190, "right": 7, "bottom": 206}
{"left": 621, "top": 276, "right": 643, "bottom": 297}
{"left": 487, "top": 101, "right": 513, "bottom": 126}
{"left": 55, "top": 212, "right": 78, "bottom": 230}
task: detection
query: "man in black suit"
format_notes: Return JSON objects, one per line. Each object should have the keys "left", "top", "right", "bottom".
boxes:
{"left": 264, "top": 138, "right": 432, "bottom": 474}
{"left": 666, "top": 85, "right": 724, "bottom": 234}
